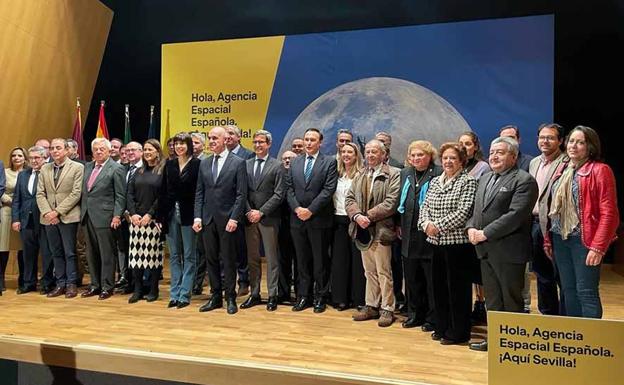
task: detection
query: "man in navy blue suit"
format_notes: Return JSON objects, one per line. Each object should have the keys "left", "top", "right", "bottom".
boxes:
{"left": 194, "top": 126, "right": 248, "bottom": 314}
{"left": 11, "top": 146, "right": 54, "bottom": 294}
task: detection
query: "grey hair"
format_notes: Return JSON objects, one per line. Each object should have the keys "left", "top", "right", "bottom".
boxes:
{"left": 225, "top": 124, "right": 242, "bottom": 136}
{"left": 66, "top": 139, "right": 78, "bottom": 149}
{"left": 28, "top": 146, "right": 46, "bottom": 157}
{"left": 91, "top": 137, "right": 112, "bottom": 150}
{"left": 491, "top": 136, "right": 519, "bottom": 157}
{"left": 253, "top": 130, "right": 272, "bottom": 144}
{"left": 190, "top": 132, "right": 206, "bottom": 144}
{"left": 366, "top": 139, "right": 387, "bottom": 154}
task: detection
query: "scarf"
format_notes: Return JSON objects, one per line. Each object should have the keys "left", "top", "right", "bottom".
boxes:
{"left": 549, "top": 159, "right": 586, "bottom": 239}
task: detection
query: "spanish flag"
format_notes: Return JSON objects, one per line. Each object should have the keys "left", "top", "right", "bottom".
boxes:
{"left": 96, "top": 100, "right": 110, "bottom": 139}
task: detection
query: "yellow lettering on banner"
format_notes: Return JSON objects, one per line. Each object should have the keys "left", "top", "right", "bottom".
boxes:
{"left": 488, "top": 311, "right": 623, "bottom": 385}
{"left": 161, "top": 36, "right": 285, "bottom": 148}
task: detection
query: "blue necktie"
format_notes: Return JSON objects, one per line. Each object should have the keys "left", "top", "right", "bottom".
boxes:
{"left": 212, "top": 155, "right": 220, "bottom": 183}
{"left": 304, "top": 155, "right": 314, "bottom": 182}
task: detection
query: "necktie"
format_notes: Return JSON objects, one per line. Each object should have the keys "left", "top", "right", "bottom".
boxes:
{"left": 127, "top": 164, "right": 137, "bottom": 181}
{"left": 53, "top": 164, "right": 63, "bottom": 187}
{"left": 254, "top": 158, "right": 264, "bottom": 186}
{"left": 304, "top": 156, "right": 314, "bottom": 182}
{"left": 485, "top": 173, "right": 500, "bottom": 201}
{"left": 212, "top": 155, "right": 220, "bottom": 183}
{"left": 87, "top": 164, "right": 102, "bottom": 191}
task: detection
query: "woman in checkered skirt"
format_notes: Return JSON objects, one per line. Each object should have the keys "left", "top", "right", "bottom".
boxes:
{"left": 418, "top": 142, "right": 477, "bottom": 345}
{"left": 127, "top": 139, "right": 165, "bottom": 303}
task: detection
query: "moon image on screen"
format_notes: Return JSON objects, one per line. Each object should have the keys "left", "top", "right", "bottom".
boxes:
{"left": 279, "top": 77, "right": 472, "bottom": 164}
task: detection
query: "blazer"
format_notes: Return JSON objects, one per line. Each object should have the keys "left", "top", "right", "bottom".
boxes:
{"left": 286, "top": 153, "right": 337, "bottom": 229}
{"left": 161, "top": 157, "right": 201, "bottom": 226}
{"left": 11, "top": 168, "right": 40, "bottom": 228}
{"left": 466, "top": 167, "right": 538, "bottom": 263}
{"left": 80, "top": 159, "right": 127, "bottom": 228}
{"left": 528, "top": 152, "right": 565, "bottom": 236}
{"left": 232, "top": 145, "right": 254, "bottom": 160}
{"left": 399, "top": 164, "right": 442, "bottom": 259}
{"left": 36, "top": 159, "right": 84, "bottom": 224}
{"left": 194, "top": 152, "right": 247, "bottom": 227}
{"left": 517, "top": 152, "right": 534, "bottom": 172}
{"left": 245, "top": 156, "right": 284, "bottom": 226}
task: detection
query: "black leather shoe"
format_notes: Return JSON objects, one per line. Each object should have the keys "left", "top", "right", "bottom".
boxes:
{"left": 177, "top": 301, "right": 190, "bottom": 309}
{"left": 431, "top": 332, "right": 443, "bottom": 341}
{"left": 128, "top": 293, "right": 143, "bottom": 303}
{"left": 421, "top": 322, "right": 435, "bottom": 332}
{"left": 402, "top": 316, "right": 423, "bottom": 328}
{"left": 266, "top": 296, "right": 278, "bottom": 311}
{"left": 167, "top": 300, "right": 179, "bottom": 308}
{"left": 98, "top": 290, "right": 113, "bottom": 300}
{"left": 17, "top": 286, "right": 36, "bottom": 295}
{"left": 397, "top": 303, "right": 409, "bottom": 315}
{"left": 292, "top": 297, "right": 311, "bottom": 312}
{"left": 240, "top": 295, "right": 261, "bottom": 309}
{"left": 199, "top": 296, "right": 223, "bottom": 312}
{"left": 469, "top": 340, "right": 488, "bottom": 352}
{"left": 440, "top": 337, "right": 469, "bottom": 346}
{"left": 114, "top": 277, "right": 128, "bottom": 289}
{"left": 227, "top": 299, "right": 238, "bottom": 314}
{"left": 81, "top": 287, "right": 101, "bottom": 298}
{"left": 192, "top": 287, "right": 203, "bottom": 296}
{"left": 313, "top": 299, "right": 326, "bottom": 314}
{"left": 334, "top": 302, "right": 349, "bottom": 311}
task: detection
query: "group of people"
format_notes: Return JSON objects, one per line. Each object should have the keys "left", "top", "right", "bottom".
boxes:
{"left": 0, "top": 122, "right": 618, "bottom": 352}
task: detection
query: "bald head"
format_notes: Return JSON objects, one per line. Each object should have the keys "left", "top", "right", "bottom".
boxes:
{"left": 208, "top": 126, "right": 226, "bottom": 154}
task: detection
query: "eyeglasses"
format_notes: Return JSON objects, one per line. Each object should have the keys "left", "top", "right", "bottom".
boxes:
{"left": 538, "top": 136, "right": 558, "bottom": 142}
{"left": 252, "top": 140, "right": 267, "bottom": 144}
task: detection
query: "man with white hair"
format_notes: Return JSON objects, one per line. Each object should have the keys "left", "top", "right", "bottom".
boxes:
{"left": 36, "top": 138, "right": 84, "bottom": 298}
{"left": 80, "top": 138, "right": 127, "bottom": 300}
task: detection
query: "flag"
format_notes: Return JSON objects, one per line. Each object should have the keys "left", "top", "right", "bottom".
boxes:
{"left": 96, "top": 101, "right": 110, "bottom": 139}
{"left": 147, "top": 105, "right": 156, "bottom": 139}
{"left": 123, "top": 104, "right": 131, "bottom": 143}
{"left": 71, "top": 98, "right": 86, "bottom": 160}
{"left": 164, "top": 109, "right": 172, "bottom": 155}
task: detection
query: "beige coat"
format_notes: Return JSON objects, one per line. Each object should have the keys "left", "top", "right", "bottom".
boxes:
{"left": 345, "top": 163, "right": 400, "bottom": 244}
{"left": 36, "top": 159, "right": 84, "bottom": 224}
{"left": 528, "top": 152, "right": 565, "bottom": 236}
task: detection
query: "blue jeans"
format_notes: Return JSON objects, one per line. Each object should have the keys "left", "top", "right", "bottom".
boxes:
{"left": 552, "top": 233, "right": 602, "bottom": 318}
{"left": 166, "top": 214, "right": 197, "bottom": 303}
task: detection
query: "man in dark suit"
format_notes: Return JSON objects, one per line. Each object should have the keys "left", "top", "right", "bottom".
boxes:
{"left": 286, "top": 128, "right": 337, "bottom": 313}
{"left": 241, "top": 130, "right": 285, "bottom": 311}
{"left": 224, "top": 124, "right": 253, "bottom": 296}
{"left": 80, "top": 138, "right": 127, "bottom": 300}
{"left": 466, "top": 136, "right": 538, "bottom": 352}
{"left": 194, "top": 126, "right": 248, "bottom": 314}
{"left": 278, "top": 150, "right": 298, "bottom": 303}
{"left": 11, "top": 146, "right": 54, "bottom": 294}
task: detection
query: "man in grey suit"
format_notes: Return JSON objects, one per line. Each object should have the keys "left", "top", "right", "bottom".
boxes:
{"left": 194, "top": 126, "right": 248, "bottom": 315}
{"left": 80, "top": 138, "right": 127, "bottom": 300}
{"left": 286, "top": 128, "right": 338, "bottom": 313}
{"left": 466, "top": 137, "right": 538, "bottom": 352}
{"left": 240, "top": 130, "right": 285, "bottom": 311}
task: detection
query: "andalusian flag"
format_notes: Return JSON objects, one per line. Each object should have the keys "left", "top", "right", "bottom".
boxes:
{"left": 71, "top": 98, "right": 86, "bottom": 160}
{"left": 96, "top": 101, "right": 110, "bottom": 139}
{"left": 124, "top": 104, "right": 131, "bottom": 143}
{"left": 147, "top": 105, "right": 156, "bottom": 139}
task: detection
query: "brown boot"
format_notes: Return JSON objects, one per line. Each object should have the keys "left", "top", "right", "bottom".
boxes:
{"left": 47, "top": 286, "right": 65, "bottom": 298}
{"left": 378, "top": 309, "right": 395, "bottom": 327}
{"left": 352, "top": 306, "right": 380, "bottom": 321}
{"left": 65, "top": 284, "right": 78, "bottom": 298}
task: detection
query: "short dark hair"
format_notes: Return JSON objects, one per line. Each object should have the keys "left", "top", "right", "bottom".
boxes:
{"left": 304, "top": 128, "right": 323, "bottom": 141}
{"left": 173, "top": 132, "right": 194, "bottom": 157}
{"left": 337, "top": 129, "right": 353, "bottom": 139}
{"left": 439, "top": 142, "right": 468, "bottom": 167}
{"left": 566, "top": 125, "right": 602, "bottom": 161}
{"left": 499, "top": 125, "right": 520, "bottom": 139}
{"left": 537, "top": 123, "right": 564, "bottom": 139}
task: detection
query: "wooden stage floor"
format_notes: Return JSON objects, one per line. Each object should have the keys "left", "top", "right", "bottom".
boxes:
{"left": 1, "top": 266, "right": 623, "bottom": 385}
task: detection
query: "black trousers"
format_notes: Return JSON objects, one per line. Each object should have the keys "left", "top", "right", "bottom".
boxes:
{"left": 403, "top": 257, "right": 435, "bottom": 324}
{"left": 45, "top": 222, "right": 78, "bottom": 287}
{"left": 0, "top": 251, "right": 23, "bottom": 289}
{"left": 20, "top": 218, "right": 53, "bottom": 289}
{"left": 481, "top": 257, "right": 526, "bottom": 313}
{"left": 193, "top": 236, "right": 206, "bottom": 291}
{"left": 331, "top": 216, "right": 365, "bottom": 306}
{"left": 113, "top": 221, "right": 131, "bottom": 283}
{"left": 291, "top": 225, "right": 331, "bottom": 300}
{"left": 391, "top": 239, "right": 405, "bottom": 303}
{"left": 531, "top": 220, "right": 563, "bottom": 315}
{"left": 277, "top": 216, "right": 297, "bottom": 300}
{"left": 132, "top": 267, "right": 159, "bottom": 295}
{"left": 431, "top": 243, "right": 473, "bottom": 342}
{"left": 200, "top": 220, "right": 238, "bottom": 300}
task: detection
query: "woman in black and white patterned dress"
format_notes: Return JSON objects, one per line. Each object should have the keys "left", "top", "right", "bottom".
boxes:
{"left": 127, "top": 139, "right": 165, "bottom": 303}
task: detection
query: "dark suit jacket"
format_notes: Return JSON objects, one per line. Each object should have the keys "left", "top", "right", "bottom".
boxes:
{"left": 399, "top": 164, "right": 442, "bottom": 259}
{"left": 286, "top": 153, "right": 337, "bottom": 229}
{"left": 0, "top": 161, "right": 6, "bottom": 202}
{"left": 160, "top": 157, "right": 201, "bottom": 226}
{"left": 232, "top": 145, "right": 254, "bottom": 160}
{"left": 194, "top": 152, "right": 247, "bottom": 227}
{"left": 81, "top": 159, "right": 127, "bottom": 228}
{"left": 516, "top": 152, "right": 534, "bottom": 172}
{"left": 466, "top": 166, "right": 538, "bottom": 264}
{"left": 11, "top": 168, "right": 39, "bottom": 228}
{"left": 245, "top": 157, "right": 284, "bottom": 226}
